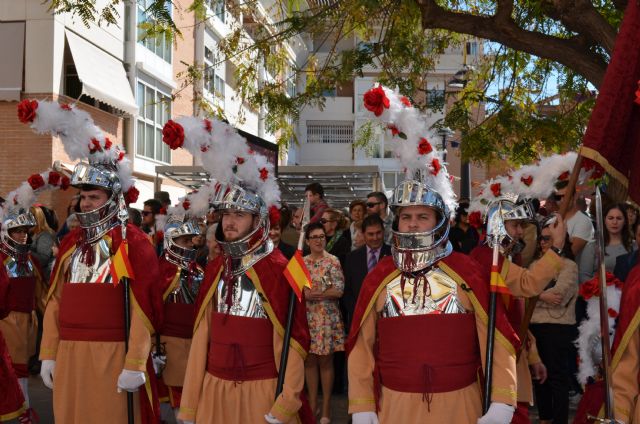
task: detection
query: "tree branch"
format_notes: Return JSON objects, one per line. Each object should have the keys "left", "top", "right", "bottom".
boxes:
{"left": 416, "top": 0, "right": 609, "bottom": 86}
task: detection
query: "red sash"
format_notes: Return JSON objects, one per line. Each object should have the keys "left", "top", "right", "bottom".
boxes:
{"left": 7, "top": 276, "right": 36, "bottom": 313}
{"left": 206, "top": 312, "right": 277, "bottom": 381}
{"left": 58, "top": 283, "right": 126, "bottom": 341}
{"left": 376, "top": 313, "right": 481, "bottom": 393}
{"left": 161, "top": 303, "right": 195, "bottom": 339}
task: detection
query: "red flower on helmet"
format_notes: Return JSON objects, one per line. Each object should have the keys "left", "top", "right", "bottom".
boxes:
{"left": 490, "top": 183, "right": 501, "bottom": 197}
{"left": 400, "top": 96, "right": 411, "bottom": 107}
{"left": 418, "top": 138, "right": 433, "bottom": 155}
{"left": 60, "top": 176, "right": 70, "bottom": 190}
{"left": 182, "top": 200, "right": 191, "bottom": 211}
{"left": 387, "top": 124, "right": 400, "bottom": 136}
{"left": 28, "top": 174, "right": 45, "bottom": 190}
{"left": 200, "top": 145, "right": 209, "bottom": 153}
{"left": 104, "top": 137, "right": 113, "bottom": 150}
{"left": 521, "top": 175, "right": 533, "bottom": 186}
{"left": 60, "top": 103, "right": 72, "bottom": 111}
{"left": 48, "top": 171, "right": 61, "bottom": 186}
{"left": 204, "top": 118, "right": 213, "bottom": 133}
{"left": 259, "top": 168, "right": 269, "bottom": 181}
{"left": 18, "top": 99, "right": 38, "bottom": 124}
{"left": 269, "top": 205, "right": 281, "bottom": 228}
{"left": 236, "top": 157, "right": 245, "bottom": 165}
{"left": 162, "top": 120, "right": 185, "bottom": 150}
{"left": 89, "top": 138, "right": 102, "bottom": 153}
{"left": 468, "top": 211, "right": 483, "bottom": 229}
{"left": 579, "top": 276, "right": 601, "bottom": 300}
{"left": 363, "top": 86, "right": 390, "bottom": 117}
{"left": 124, "top": 186, "right": 139, "bottom": 205}
{"left": 117, "top": 151, "right": 125, "bottom": 162}
{"left": 430, "top": 158, "right": 441, "bottom": 176}
{"left": 608, "top": 308, "right": 618, "bottom": 318}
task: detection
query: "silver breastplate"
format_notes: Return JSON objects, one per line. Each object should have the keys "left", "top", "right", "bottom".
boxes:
{"left": 3, "top": 255, "right": 34, "bottom": 278}
{"left": 68, "top": 239, "right": 114, "bottom": 284}
{"left": 382, "top": 268, "right": 467, "bottom": 317}
{"left": 216, "top": 274, "right": 267, "bottom": 318}
{"left": 167, "top": 268, "right": 204, "bottom": 304}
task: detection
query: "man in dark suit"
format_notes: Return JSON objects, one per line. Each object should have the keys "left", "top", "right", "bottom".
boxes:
{"left": 343, "top": 214, "right": 391, "bottom": 328}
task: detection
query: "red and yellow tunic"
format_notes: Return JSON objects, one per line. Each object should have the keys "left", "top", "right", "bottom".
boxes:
{"left": 40, "top": 225, "right": 162, "bottom": 424}
{"left": 0, "top": 275, "right": 26, "bottom": 421}
{"left": 0, "top": 251, "right": 44, "bottom": 378}
{"left": 346, "top": 253, "right": 519, "bottom": 423}
{"left": 470, "top": 245, "right": 560, "bottom": 412}
{"left": 156, "top": 256, "right": 202, "bottom": 407}
{"left": 178, "top": 250, "right": 314, "bottom": 424}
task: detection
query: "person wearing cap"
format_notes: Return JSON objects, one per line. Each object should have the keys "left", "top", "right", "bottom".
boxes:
{"left": 469, "top": 197, "right": 567, "bottom": 423}
{"left": 0, "top": 208, "right": 44, "bottom": 423}
{"left": 155, "top": 214, "right": 205, "bottom": 421}
{"left": 39, "top": 166, "right": 161, "bottom": 423}
{"left": 347, "top": 180, "right": 519, "bottom": 424}
{"left": 177, "top": 182, "right": 312, "bottom": 424}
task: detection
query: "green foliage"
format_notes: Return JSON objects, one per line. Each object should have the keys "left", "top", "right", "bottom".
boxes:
{"left": 46, "top": 0, "right": 624, "bottom": 166}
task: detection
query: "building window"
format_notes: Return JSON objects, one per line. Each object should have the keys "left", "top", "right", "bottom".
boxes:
{"left": 137, "top": 0, "right": 172, "bottom": 63}
{"left": 466, "top": 41, "right": 478, "bottom": 56}
{"left": 307, "top": 121, "right": 353, "bottom": 143}
{"left": 136, "top": 81, "right": 171, "bottom": 163}
{"left": 204, "top": 46, "right": 225, "bottom": 105}
{"left": 205, "top": 0, "right": 225, "bottom": 22}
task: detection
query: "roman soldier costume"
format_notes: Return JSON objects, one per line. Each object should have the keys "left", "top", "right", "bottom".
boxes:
{"left": 348, "top": 85, "right": 519, "bottom": 424}
{"left": 18, "top": 100, "right": 161, "bottom": 424}
{"left": 160, "top": 116, "right": 312, "bottom": 424}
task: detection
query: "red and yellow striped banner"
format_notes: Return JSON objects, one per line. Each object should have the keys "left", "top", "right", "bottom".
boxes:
{"left": 283, "top": 249, "right": 312, "bottom": 301}
{"left": 110, "top": 239, "right": 135, "bottom": 285}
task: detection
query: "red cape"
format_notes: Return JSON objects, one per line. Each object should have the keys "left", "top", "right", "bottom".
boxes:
{"left": 346, "top": 252, "right": 520, "bottom": 355}
{"left": 574, "top": 262, "right": 640, "bottom": 423}
{"left": 49, "top": 224, "right": 162, "bottom": 424}
{"left": 194, "top": 249, "right": 313, "bottom": 424}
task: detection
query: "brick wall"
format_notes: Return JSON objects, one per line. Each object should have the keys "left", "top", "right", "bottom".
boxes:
{"left": 0, "top": 93, "right": 124, "bottom": 226}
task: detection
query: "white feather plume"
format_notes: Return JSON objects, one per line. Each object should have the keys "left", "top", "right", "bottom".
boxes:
{"left": 360, "top": 84, "right": 457, "bottom": 216}
{"left": 20, "top": 100, "right": 136, "bottom": 193}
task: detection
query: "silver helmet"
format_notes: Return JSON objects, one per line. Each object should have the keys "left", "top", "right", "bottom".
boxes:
{"left": 71, "top": 161, "right": 127, "bottom": 243}
{"left": 0, "top": 208, "right": 36, "bottom": 256}
{"left": 485, "top": 194, "right": 535, "bottom": 256}
{"left": 389, "top": 180, "right": 452, "bottom": 273}
{"left": 164, "top": 215, "right": 201, "bottom": 269}
{"left": 211, "top": 181, "right": 273, "bottom": 274}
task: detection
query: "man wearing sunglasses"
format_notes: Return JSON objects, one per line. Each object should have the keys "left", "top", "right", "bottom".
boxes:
{"left": 366, "top": 192, "right": 393, "bottom": 245}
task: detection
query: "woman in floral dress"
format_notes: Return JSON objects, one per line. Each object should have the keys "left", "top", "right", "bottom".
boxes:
{"left": 303, "top": 222, "right": 345, "bottom": 424}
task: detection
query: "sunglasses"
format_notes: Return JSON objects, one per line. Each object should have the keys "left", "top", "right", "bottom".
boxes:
{"left": 319, "top": 218, "right": 336, "bottom": 224}
{"left": 308, "top": 235, "right": 326, "bottom": 240}
{"left": 141, "top": 211, "right": 154, "bottom": 216}
{"left": 366, "top": 202, "right": 382, "bottom": 208}
{"left": 539, "top": 235, "right": 552, "bottom": 242}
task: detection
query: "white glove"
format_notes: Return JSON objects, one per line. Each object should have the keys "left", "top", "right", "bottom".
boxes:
{"left": 352, "top": 411, "right": 379, "bottom": 424}
{"left": 40, "top": 359, "right": 55, "bottom": 389}
{"left": 116, "top": 369, "right": 146, "bottom": 392}
{"left": 151, "top": 352, "right": 166, "bottom": 375}
{"left": 264, "top": 413, "right": 283, "bottom": 423}
{"left": 477, "top": 402, "right": 515, "bottom": 424}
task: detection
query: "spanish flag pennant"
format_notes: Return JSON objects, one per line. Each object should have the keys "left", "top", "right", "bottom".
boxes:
{"left": 490, "top": 264, "right": 511, "bottom": 295}
{"left": 110, "top": 239, "right": 135, "bottom": 285}
{"left": 283, "top": 249, "right": 312, "bottom": 302}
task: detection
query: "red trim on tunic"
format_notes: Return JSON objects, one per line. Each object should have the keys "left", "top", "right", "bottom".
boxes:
{"left": 161, "top": 303, "right": 195, "bottom": 339}
{"left": 376, "top": 314, "right": 481, "bottom": 393}
{"left": 206, "top": 313, "right": 278, "bottom": 381}
{"left": 7, "top": 276, "right": 36, "bottom": 314}
{"left": 58, "top": 283, "right": 126, "bottom": 341}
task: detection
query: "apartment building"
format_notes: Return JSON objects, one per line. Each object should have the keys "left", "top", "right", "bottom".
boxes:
{"left": 289, "top": 37, "right": 487, "bottom": 200}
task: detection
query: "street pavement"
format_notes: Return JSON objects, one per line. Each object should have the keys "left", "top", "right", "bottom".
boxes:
{"left": 23, "top": 375, "right": 577, "bottom": 423}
